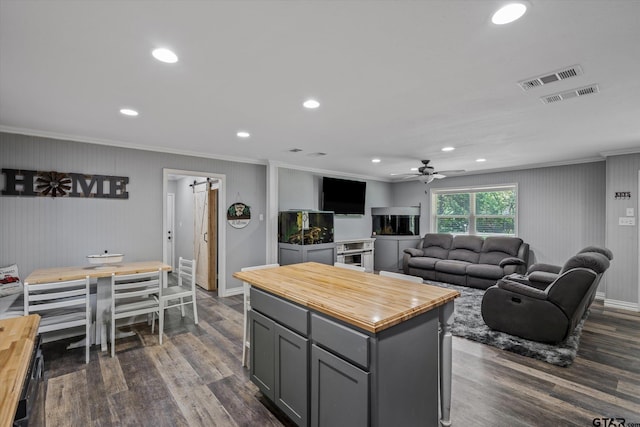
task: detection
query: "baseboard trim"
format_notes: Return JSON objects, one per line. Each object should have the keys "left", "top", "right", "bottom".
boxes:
{"left": 595, "top": 291, "right": 605, "bottom": 301}
{"left": 603, "top": 298, "right": 640, "bottom": 312}
{"left": 222, "top": 287, "right": 244, "bottom": 298}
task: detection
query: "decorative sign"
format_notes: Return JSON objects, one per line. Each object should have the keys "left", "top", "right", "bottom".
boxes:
{"left": 614, "top": 191, "right": 631, "bottom": 200}
{"left": 1, "top": 169, "right": 129, "bottom": 199}
{"left": 227, "top": 202, "right": 251, "bottom": 229}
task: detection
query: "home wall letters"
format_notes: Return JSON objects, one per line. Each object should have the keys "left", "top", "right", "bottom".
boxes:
{"left": 1, "top": 168, "right": 129, "bottom": 199}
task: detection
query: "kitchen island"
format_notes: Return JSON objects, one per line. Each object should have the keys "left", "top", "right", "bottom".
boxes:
{"left": 233, "top": 262, "right": 459, "bottom": 427}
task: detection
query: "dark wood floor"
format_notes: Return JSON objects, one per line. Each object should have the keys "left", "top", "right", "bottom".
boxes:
{"left": 29, "top": 286, "right": 640, "bottom": 427}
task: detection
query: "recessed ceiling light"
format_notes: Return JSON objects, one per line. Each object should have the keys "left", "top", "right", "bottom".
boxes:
{"left": 372, "top": 158, "right": 381, "bottom": 163}
{"left": 441, "top": 146, "right": 455, "bottom": 152}
{"left": 119, "top": 108, "right": 139, "bottom": 117}
{"left": 237, "top": 131, "right": 250, "bottom": 138}
{"left": 491, "top": 3, "right": 527, "bottom": 25}
{"left": 476, "top": 158, "right": 487, "bottom": 162}
{"left": 152, "top": 48, "right": 178, "bottom": 63}
{"left": 303, "top": 99, "right": 320, "bottom": 109}
{"left": 410, "top": 167, "right": 418, "bottom": 171}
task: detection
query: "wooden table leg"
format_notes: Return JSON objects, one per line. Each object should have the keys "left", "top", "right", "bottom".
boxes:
{"left": 439, "top": 301, "right": 454, "bottom": 427}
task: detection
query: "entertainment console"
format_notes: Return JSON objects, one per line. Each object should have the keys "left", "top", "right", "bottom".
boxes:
{"left": 336, "top": 238, "right": 375, "bottom": 272}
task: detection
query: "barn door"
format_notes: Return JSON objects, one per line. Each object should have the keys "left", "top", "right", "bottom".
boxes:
{"left": 194, "top": 186, "right": 218, "bottom": 290}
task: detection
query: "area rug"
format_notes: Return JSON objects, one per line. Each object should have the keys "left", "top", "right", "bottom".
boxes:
{"left": 426, "top": 281, "right": 586, "bottom": 367}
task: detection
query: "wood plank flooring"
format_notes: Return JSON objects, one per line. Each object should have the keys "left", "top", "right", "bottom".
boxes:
{"left": 28, "top": 285, "right": 640, "bottom": 427}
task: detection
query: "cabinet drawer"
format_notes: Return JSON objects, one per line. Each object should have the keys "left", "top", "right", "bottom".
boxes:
{"left": 251, "top": 288, "right": 309, "bottom": 336}
{"left": 311, "top": 313, "right": 369, "bottom": 369}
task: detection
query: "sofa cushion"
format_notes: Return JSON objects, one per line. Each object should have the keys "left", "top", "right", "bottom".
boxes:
{"left": 447, "top": 235, "right": 483, "bottom": 263}
{"left": 466, "top": 263, "right": 505, "bottom": 280}
{"left": 435, "top": 259, "right": 471, "bottom": 275}
{"left": 421, "top": 233, "right": 453, "bottom": 259}
{"left": 408, "top": 256, "right": 441, "bottom": 270}
{"left": 478, "top": 237, "right": 523, "bottom": 265}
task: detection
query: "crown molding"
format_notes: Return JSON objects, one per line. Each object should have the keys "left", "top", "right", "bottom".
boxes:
{"left": 0, "top": 126, "right": 266, "bottom": 166}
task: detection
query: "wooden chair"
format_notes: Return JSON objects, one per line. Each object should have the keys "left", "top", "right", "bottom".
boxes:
{"left": 379, "top": 270, "right": 424, "bottom": 283}
{"left": 111, "top": 269, "right": 162, "bottom": 357}
{"left": 334, "top": 262, "right": 366, "bottom": 272}
{"left": 159, "top": 257, "right": 198, "bottom": 326}
{"left": 24, "top": 276, "right": 91, "bottom": 363}
{"left": 241, "top": 263, "right": 279, "bottom": 368}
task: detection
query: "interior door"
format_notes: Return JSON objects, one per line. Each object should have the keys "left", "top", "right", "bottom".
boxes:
{"left": 194, "top": 185, "right": 218, "bottom": 290}
{"left": 166, "top": 193, "right": 175, "bottom": 270}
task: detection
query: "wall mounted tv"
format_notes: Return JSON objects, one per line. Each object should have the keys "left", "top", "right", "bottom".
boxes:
{"left": 322, "top": 177, "right": 366, "bottom": 215}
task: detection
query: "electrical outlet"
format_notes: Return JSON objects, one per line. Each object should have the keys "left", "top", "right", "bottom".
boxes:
{"left": 619, "top": 217, "right": 636, "bottom": 226}
{"left": 626, "top": 208, "right": 635, "bottom": 217}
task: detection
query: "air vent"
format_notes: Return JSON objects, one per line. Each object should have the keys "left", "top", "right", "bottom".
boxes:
{"left": 540, "top": 84, "right": 599, "bottom": 104}
{"left": 518, "top": 65, "right": 583, "bottom": 91}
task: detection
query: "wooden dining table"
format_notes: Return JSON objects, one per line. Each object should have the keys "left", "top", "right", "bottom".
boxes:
{"left": 24, "top": 261, "right": 171, "bottom": 352}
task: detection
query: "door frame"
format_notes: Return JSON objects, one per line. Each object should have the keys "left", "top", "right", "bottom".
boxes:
{"left": 162, "top": 168, "right": 228, "bottom": 297}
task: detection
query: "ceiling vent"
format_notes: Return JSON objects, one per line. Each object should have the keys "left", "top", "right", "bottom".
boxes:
{"left": 540, "top": 84, "right": 600, "bottom": 104}
{"left": 518, "top": 65, "right": 583, "bottom": 91}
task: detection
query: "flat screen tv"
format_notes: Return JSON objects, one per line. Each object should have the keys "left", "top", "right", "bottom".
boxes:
{"left": 322, "top": 177, "right": 366, "bottom": 215}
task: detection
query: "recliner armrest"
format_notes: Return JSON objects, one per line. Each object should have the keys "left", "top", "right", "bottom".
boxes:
{"left": 496, "top": 279, "right": 548, "bottom": 300}
{"left": 404, "top": 248, "right": 424, "bottom": 257}
{"left": 527, "top": 271, "right": 557, "bottom": 286}
{"left": 527, "top": 263, "right": 562, "bottom": 275}
{"left": 499, "top": 257, "right": 526, "bottom": 267}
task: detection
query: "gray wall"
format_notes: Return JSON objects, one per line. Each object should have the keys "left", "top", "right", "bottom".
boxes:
{"left": 393, "top": 162, "right": 607, "bottom": 266}
{"left": 278, "top": 168, "right": 394, "bottom": 240}
{"left": 0, "top": 132, "right": 267, "bottom": 293}
{"left": 605, "top": 153, "right": 640, "bottom": 306}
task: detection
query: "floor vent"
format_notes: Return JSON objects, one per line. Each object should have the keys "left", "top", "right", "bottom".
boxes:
{"left": 540, "top": 84, "right": 599, "bottom": 104}
{"left": 518, "top": 65, "right": 583, "bottom": 91}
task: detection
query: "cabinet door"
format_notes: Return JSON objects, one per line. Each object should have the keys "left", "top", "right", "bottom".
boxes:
{"left": 250, "top": 310, "right": 275, "bottom": 400}
{"left": 373, "top": 239, "right": 399, "bottom": 272}
{"left": 275, "top": 323, "right": 309, "bottom": 426}
{"left": 311, "top": 344, "right": 369, "bottom": 427}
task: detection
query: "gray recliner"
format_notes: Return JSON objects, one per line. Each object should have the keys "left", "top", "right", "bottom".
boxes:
{"left": 481, "top": 251, "right": 611, "bottom": 344}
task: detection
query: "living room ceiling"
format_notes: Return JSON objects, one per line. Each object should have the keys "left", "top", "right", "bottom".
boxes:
{"left": 1, "top": 1, "right": 639, "bottom": 181}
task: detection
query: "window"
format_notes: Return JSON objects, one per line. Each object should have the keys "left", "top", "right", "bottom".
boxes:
{"left": 431, "top": 185, "right": 517, "bottom": 236}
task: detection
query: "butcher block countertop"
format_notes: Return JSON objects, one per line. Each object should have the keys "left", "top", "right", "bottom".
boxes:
{"left": 233, "top": 262, "right": 459, "bottom": 333}
{"left": 0, "top": 315, "right": 40, "bottom": 427}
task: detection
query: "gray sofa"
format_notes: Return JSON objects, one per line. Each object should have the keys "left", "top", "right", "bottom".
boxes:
{"left": 481, "top": 250, "right": 611, "bottom": 343}
{"left": 402, "top": 233, "right": 530, "bottom": 289}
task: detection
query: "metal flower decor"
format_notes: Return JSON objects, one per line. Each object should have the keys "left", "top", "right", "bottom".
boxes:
{"left": 36, "top": 171, "right": 72, "bottom": 197}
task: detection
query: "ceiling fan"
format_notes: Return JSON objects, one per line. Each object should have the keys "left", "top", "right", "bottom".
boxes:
{"left": 402, "top": 160, "right": 464, "bottom": 183}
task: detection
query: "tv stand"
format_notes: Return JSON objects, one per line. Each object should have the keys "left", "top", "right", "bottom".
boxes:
{"left": 336, "top": 238, "right": 375, "bottom": 272}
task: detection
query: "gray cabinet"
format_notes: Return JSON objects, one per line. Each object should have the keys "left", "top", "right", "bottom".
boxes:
{"left": 374, "top": 235, "right": 422, "bottom": 272}
{"left": 250, "top": 289, "right": 309, "bottom": 426}
{"left": 251, "top": 287, "right": 439, "bottom": 426}
{"left": 279, "top": 242, "right": 336, "bottom": 266}
{"left": 311, "top": 344, "right": 369, "bottom": 427}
